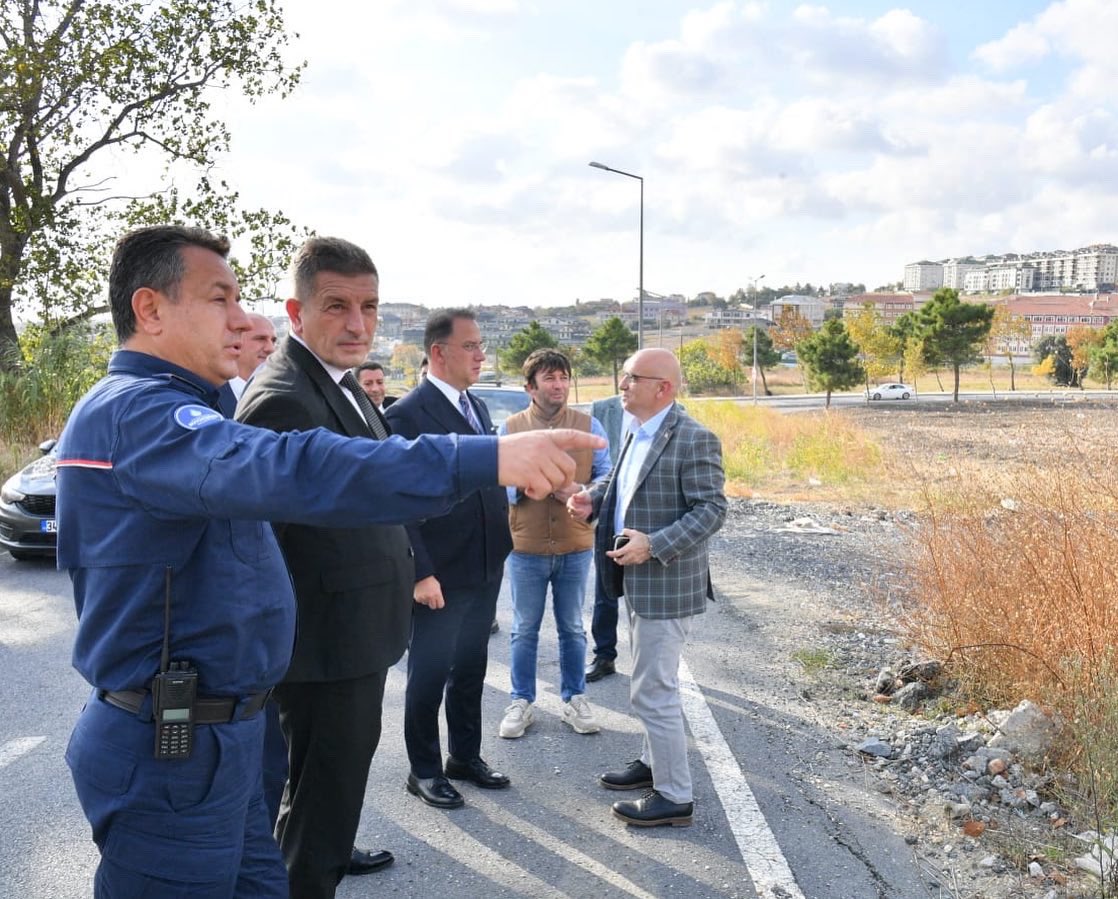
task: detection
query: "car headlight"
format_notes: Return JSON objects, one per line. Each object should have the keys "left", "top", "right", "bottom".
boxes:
{"left": 1, "top": 477, "right": 26, "bottom": 504}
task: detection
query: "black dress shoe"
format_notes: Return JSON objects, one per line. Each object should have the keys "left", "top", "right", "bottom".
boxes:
{"left": 585, "top": 657, "right": 616, "bottom": 682}
{"left": 406, "top": 772, "right": 465, "bottom": 809}
{"left": 599, "top": 759, "right": 653, "bottom": 791}
{"left": 347, "top": 847, "right": 394, "bottom": 876}
{"left": 612, "top": 790, "right": 693, "bottom": 827}
{"left": 445, "top": 756, "right": 511, "bottom": 789}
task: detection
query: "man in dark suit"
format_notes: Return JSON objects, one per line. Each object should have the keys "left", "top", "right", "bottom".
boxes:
{"left": 237, "top": 237, "right": 404, "bottom": 897}
{"left": 356, "top": 360, "right": 396, "bottom": 412}
{"left": 386, "top": 308, "right": 513, "bottom": 810}
{"left": 585, "top": 393, "right": 632, "bottom": 683}
{"left": 569, "top": 349, "right": 726, "bottom": 828}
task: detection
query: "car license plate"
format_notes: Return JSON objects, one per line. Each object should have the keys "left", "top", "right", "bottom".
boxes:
{"left": 40, "top": 519, "right": 56, "bottom": 533}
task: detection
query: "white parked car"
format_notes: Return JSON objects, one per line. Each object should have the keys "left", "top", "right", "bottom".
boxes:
{"left": 865, "top": 383, "right": 914, "bottom": 401}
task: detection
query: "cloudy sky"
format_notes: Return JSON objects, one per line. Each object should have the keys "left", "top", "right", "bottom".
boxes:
{"left": 210, "top": 0, "right": 1117, "bottom": 306}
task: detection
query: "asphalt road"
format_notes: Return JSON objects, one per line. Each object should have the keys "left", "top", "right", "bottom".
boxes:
{"left": 722, "top": 387, "right": 1117, "bottom": 412}
{"left": 0, "top": 548, "right": 932, "bottom": 898}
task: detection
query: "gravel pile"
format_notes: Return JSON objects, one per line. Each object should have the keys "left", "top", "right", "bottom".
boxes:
{"left": 710, "top": 497, "right": 1095, "bottom": 899}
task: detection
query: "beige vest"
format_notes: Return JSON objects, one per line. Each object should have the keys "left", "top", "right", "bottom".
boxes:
{"left": 505, "top": 404, "right": 595, "bottom": 555}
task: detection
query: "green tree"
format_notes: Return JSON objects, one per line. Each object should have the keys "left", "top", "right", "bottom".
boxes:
{"left": 0, "top": 0, "right": 307, "bottom": 369}
{"left": 584, "top": 316, "right": 638, "bottom": 391}
{"left": 678, "top": 339, "right": 738, "bottom": 394}
{"left": 741, "top": 325, "right": 780, "bottom": 396}
{"left": 1034, "top": 335, "right": 1075, "bottom": 386}
{"left": 916, "top": 289, "right": 994, "bottom": 402}
{"left": 1088, "top": 321, "right": 1118, "bottom": 389}
{"left": 796, "top": 319, "right": 864, "bottom": 408}
{"left": 845, "top": 303, "right": 901, "bottom": 386}
{"left": 889, "top": 312, "right": 920, "bottom": 382}
{"left": 498, "top": 321, "right": 557, "bottom": 375}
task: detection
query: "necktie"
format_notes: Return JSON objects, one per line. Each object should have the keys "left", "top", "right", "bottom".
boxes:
{"left": 458, "top": 391, "right": 484, "bottom": 434}
{"left": 340, "top": 371, "right": 389, "bottom": 440}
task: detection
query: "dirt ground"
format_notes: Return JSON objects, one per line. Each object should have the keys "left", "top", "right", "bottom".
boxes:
{"left": 834, "top": 395, "right": 1118, "bottom": 505}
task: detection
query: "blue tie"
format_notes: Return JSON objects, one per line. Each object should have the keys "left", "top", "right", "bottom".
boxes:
{"left": 459, "top": 392, "right": 483, "bottom": 434}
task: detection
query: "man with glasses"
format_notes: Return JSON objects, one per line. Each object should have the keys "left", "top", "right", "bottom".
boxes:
{"left": 568, "top": 349, "right": 726, "bottom": 828}
{"left": 386, "top": 309, "right": 513, "bottom": 810}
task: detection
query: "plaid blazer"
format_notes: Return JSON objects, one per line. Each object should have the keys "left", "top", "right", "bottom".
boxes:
{"left": 589, "top": 404, "right": 726, "bottom": 619}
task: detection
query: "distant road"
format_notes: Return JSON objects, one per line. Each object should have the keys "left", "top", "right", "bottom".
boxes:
{"left": 695, "top": 388, "right": 1118, "bottom": 413}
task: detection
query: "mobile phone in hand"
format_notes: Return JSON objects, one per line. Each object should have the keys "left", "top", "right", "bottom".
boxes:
{"left": 612, "top": 534, "right": 630, "bottom": 551}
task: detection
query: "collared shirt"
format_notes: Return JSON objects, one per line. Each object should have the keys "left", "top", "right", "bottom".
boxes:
{"left": 613, "top": 402, "right": 675, "bottom": 538}
{"left": 426, "top": 372, "right": 477, "bottom": 422}
{"left": 290, "top": 334, "right": 364, "bottom": 419}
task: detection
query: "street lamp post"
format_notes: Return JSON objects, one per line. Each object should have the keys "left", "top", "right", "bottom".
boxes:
{"left": 750, "top": 274, "right": 766, "bottom": 404}
{"left": 589, "top": 161, "right": 643, "bottom": 348}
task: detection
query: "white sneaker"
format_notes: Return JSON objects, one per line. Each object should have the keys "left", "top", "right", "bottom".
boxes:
{"left": 562, "top": 694, "right": 601, "bottom": 734}
{"left": 499, "top": 699, "right": 534, "bottom": 738}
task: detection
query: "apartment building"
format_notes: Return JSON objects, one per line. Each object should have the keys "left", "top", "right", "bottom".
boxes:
{"left": 770, "top": 294, "right": 829, "bottom": 328}
{"left": 963, "top": 264, "right": 1036, "bottom": 292}
{"left": 903, "top": 261, "right": 944, "bottom": 291}
{"left": 906, "top": 244, "right": 1117, "bottom": 294}
{"left": 942, "top": 258, "right": 984, "bottom": 289}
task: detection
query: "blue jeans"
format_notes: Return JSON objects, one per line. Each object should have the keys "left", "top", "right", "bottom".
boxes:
{"left": 508, "top": 550, "right": 592, "bottom": 703}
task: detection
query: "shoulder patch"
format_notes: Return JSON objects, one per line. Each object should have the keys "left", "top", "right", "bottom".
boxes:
{"left": 174, "top": 405, "right": 224, "bottom": 430}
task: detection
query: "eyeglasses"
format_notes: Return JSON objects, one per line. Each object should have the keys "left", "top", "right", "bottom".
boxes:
{"left": 620, "top": 370, "right": 664, "bottom": 385}
{"left": 438, "top": 341, "right": 487, "bottom": 354}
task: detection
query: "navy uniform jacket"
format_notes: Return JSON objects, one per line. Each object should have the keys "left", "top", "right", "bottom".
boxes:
{"left": 56, "top": 350, "right": 498, "bottom": 697}
{"left": 386, "top": 379, "right": 512, "bottom": 588}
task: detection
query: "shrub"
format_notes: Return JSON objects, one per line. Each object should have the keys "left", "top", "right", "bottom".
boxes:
{"left": 0, "top": 324, "right": 113, "bottom": 446}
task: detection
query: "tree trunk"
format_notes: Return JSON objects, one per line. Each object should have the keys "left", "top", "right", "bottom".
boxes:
{"left": 953, "top": 364, "right": 960, "bottom": 402}
{"left": 0, "top": 274, "right": 22, "bottom": 373}
{"left": 760, "top": 367, "right": 770, "bottom": 396}
{"left": 1008, "top": 356, "right": 1016, "bottom": 391}
{"left": 825, "top": 389, "right": 832, "bottom": 408}
{"left": 612, "top": 358, "right": 619, "bottom": 393}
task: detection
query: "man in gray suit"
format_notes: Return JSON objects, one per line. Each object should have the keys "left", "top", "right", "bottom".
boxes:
{"left": 569, "top": 348, "right": 726, "bottom": 828}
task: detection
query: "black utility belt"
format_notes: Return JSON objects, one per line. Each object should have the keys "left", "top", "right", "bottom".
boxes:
{"left": 99, "top": 687, "right": 272, "bottom": 724}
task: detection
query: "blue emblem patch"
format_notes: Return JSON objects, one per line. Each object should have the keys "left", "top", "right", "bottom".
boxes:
{"left": 174, "top": 405, "right": 224, "bottom": 430}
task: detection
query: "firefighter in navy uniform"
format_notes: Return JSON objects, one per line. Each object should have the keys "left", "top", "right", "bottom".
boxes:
{"left": 56, "top": 225, "right": 604, "bottom": 898}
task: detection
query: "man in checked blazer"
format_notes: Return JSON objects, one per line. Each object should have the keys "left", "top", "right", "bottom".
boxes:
{"left": 568, "top": 348, "right": 726, "bottom": 828}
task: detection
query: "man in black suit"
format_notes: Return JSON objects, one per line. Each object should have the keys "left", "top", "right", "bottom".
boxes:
{"left": 237, "top": 237, "right": 405, "bottom": 897}
{"left": 356, "top": 360, "right": 396, "bottom": 412}
{"left": 386, "top": 308, "right": 513, "bottom": 809}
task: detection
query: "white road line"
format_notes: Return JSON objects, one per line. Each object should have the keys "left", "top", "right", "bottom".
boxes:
{"left": 0, "top": 736, "right": 46, "bottom": 770}
{"left": 680, "top": 658, "right": 805, "bottom": 899}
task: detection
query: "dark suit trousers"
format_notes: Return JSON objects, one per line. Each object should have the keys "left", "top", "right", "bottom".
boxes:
{"left": 590, "top": 569, "right": 620, "bottom": 662}
{"left": 405, "top": 582, "right": 500, "bottom": 777}
{"left": 273, "top": 670, "right": 388, "bottom": 899}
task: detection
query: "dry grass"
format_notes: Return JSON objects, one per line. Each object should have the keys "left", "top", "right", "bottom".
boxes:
{"left": 688, "top": 401, "right": 882, "bottom": 498}
{"left": 898, "top": 441, "right": 1118, "bottom": 836}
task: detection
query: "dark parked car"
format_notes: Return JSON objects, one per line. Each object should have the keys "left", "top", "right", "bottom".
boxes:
{"left": 0, "top": 439, "right": 58, "bottom": 560}
{"left": 470, "top": 385, "right": 531, "bottom": 431}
